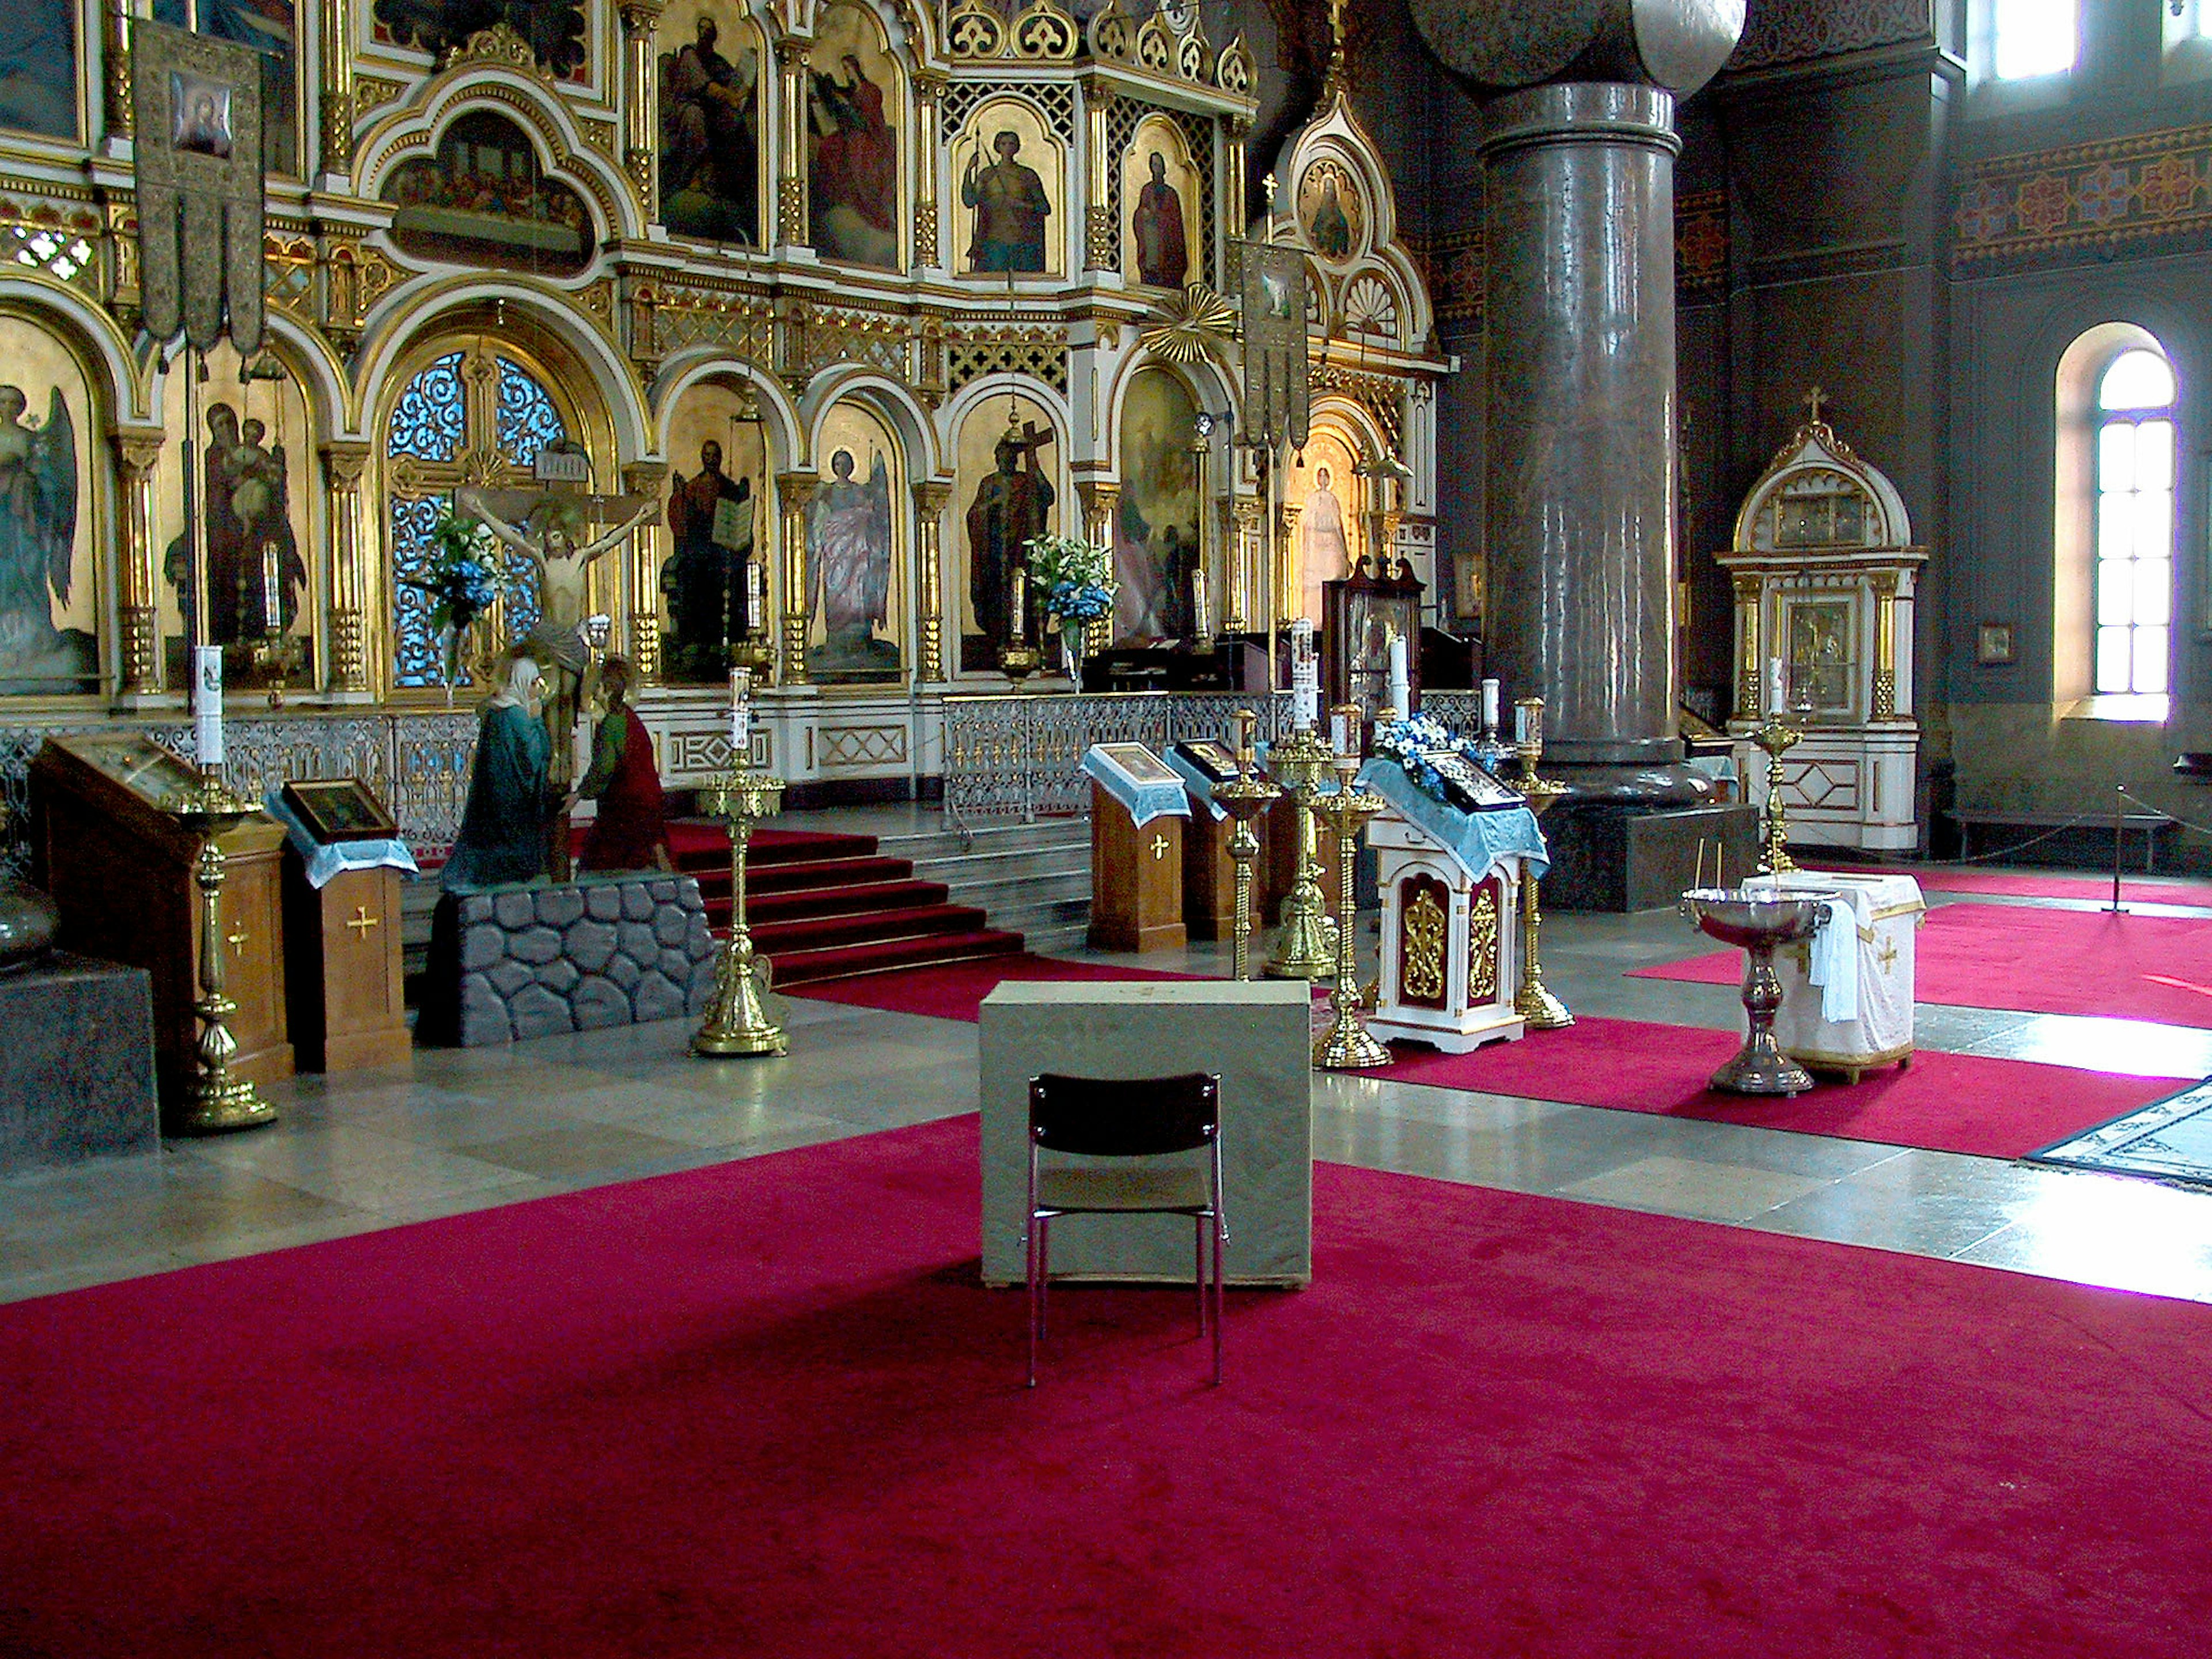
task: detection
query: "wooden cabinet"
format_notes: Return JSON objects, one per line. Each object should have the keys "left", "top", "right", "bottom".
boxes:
{"left": 283, "top": 858, "right": 410, "bottom": 1071}
{"left": 33, "top": 734, "right": 293, "bottom": 1118}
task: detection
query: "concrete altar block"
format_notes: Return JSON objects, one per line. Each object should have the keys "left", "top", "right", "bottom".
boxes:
{"left": 0, "top": 952, "right": 158, "bottom": 1174}
{"left": 423, "top": 874, "right": 717, "bottom": 1047}
{"left": 978, "top": 979, "right": 1312, "bottom": 1288}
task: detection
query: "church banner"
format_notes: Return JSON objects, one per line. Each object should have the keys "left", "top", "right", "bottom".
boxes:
{"left": 1238, "top": 239, "right": 1309, "bottom": 452}
{"left": 132, "top": 21, "right": 265, "bottom": 355}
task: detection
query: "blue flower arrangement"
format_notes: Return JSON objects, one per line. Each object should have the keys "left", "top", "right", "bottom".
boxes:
{"left": 1373, "top": 713, "right": 1480, "bottom": 806}
{"left": 403, "top": 511, "right": 507, "bottom": 636}
{"left": 1023, "top": 532, "right": 1118, "bottom": 631}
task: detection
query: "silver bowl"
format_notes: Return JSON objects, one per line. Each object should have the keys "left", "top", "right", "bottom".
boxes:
{"left": 1677, "top": 885, "right": 1840, "bottom": 1096}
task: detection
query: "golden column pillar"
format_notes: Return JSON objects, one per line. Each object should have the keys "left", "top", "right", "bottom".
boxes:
{"left": 775, "top": 471, "right": 816, "bottom": 685}
{"left": 1275, "top": 500, "right": 1304, "bottom": 623}
{"left": 109, "top": 427, "right": 163, "bottom": 695}
{"left": 101, "top": 0, "right": 135, "bottom": 143}
{"left": 317, "top": 0, "right": 355, "bottom": 172}
{"left": 913, "top": 70, "right": 945, "bottom": 268}
{"left": 1081, "top": 77, "right": 1116, "bottom": 274}
{"left": 1077, "top": 480, "right": 1119, "bottom": 654}
{"left": 1224, "top": 116, "right": 1249, "bottom": 278}
{"left": 912, "top": 479, "right": 950, "bottom": 681}
{"left": 1870, "top": 571, "right": 1899, "bottom": 721}
{"left": 620, "top": 1, "right": 665, "bottom": 218}
{"left": 1228, "top": 497, "right": 1262, "bottom": 634}
{"left": 320, "top": 441, "right": 371, "bottom": 692}
{"left": 623, "top": 460, "right": 669, "bottom": 686}
{"left": 1732, "top": 572, "right": 1763, "bottom": 722}
{"left": 775, "top": 36, "right": 810, "bottom": 248}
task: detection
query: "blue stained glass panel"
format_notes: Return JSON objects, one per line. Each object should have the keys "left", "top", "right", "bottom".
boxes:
{"left": 387, "top": 352, "right": 465, "bottom": 462}
{"left": 496, "top": 357, "right": 566, "bottom": 468}
{"left": 390, "top": 493, "right": 449, "bottom": 688}
{"left": 499, "top": 548, "right": 543, "bottom": 646}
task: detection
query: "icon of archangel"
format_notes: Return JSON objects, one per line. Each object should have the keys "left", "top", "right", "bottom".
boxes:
{"left": 0, "top": 385, "right": 94, "bottom": 693}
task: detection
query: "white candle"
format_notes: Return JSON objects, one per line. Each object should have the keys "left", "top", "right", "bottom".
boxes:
{"left": 745, "top": 560, "right": 764, "bottom": 630}
{"left": 729, "top": 667, "right": 751, "bottom": 759}
{"left": 1767, "top": 656, "right": 1786, "bottom": 717}
{"left": 1387, "top": 634, "right": 1411, "bottom": 721}
{"left": 1513, "top": 702, "right": 1531, "bottom": 747}
{"left": 261, "top": 540, "right": 282, "bottom": 634}
{"left": 1292, "top": 655, "right": 1319, "bottom": 730}
{"left": 1191, "top": 566, "right": 1209, "bottom": 633}
{"left": 1010, "top": 567, "right": 1027, "bottom": 646}
{"left": 195, "top": 645, "right": 224, "bottom": 769}
{"left": 1480, "top": 677, "right": 1500, "bottom": 732}
{"left": 1330, "top": 709, "right": 1352, "bottom": 757}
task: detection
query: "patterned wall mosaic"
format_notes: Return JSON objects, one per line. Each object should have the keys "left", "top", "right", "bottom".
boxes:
{"left": 1953, "top": 124, "right": 2212, "bottom": 276}
{"left": 1728, "top": 0, "right": 1935, "bottom": 72}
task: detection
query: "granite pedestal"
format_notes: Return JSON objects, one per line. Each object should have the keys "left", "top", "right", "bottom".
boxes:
{"left": 1544, "top": 802, "right": 1762, "bottom": 913}
{"left": 978, "top": 980, "right": 1312, "bottom": 1287}
{"left": 0, "top": 951, "right": 158, "bottom": 1173}
{"left": 423, "top": 875, "right": 717, "bottom": 1047}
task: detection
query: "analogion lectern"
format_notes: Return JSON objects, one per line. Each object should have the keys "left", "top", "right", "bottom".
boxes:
{"left": 1166, "top": 739, "right": 1259, "bottom": 942}
{"left": 1082, "top": 743, "right": 1190, "bottom": 953}
{"left": 269, "top": 779, "right": 415, "bottom": 1072}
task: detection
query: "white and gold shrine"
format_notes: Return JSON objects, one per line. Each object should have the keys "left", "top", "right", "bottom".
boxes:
{"left": 1721, "top": 402, "right": 1928, "bottom": 854}
{"left": 1366, "top": 810, "right": 1527, "bottom": 1054}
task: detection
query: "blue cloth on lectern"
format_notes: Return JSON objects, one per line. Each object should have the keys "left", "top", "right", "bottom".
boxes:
{"left": 1354, "top": 760, "right": 1550, "bottom": 885}
{"left": 1162, "top": 747, "right": 1228, "bottom": 821}
{"left": 263, "top": 792, "right": 421, "bottom": 892}
{"left": 1081, "top": 746, "right": 1191, "bottom": 828}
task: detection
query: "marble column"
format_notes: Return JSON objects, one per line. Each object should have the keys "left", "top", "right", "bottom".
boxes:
{"left": 320, "top": 441, "right": 371, "bottom": 692}
{"left": 622, "top": 460, "right": 668, "bottom": 686}
{"left": 109, "top": 428, "right": 163, "bottom": 695}
{"left": 775, "top": 472, "right": 815, "bottom": 684}
{"left": 1410, "top": 0, "right": 1743, "bottom": 794}
{"left": 912, "top": 480, "right": 950, "bottom": 681}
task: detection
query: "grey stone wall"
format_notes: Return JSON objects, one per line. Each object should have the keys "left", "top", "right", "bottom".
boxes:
{"left": 429, "top": 876, "right": 717, "bottom": 1047}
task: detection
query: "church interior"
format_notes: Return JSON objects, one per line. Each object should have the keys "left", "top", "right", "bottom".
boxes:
{"left": 6, "top": 0, "right": 2212, "bottom": 1652}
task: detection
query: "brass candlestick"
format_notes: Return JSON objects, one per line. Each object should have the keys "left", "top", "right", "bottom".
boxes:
{"left": 1214, "top": 780, "right": 1281, "bottom": 984}
{"left": 1262, "top": 726, "right": 1340, "bottom": 980}
{"left": 692, "top": 752, "right": 789, "bottom": 1058}
{"left": 1512, "top": 733, "right": 1573, "bottom": 1031}
{"left": 165, "top": 771, "right": 277, "bottom": 1134}
{"left": 249, "top": 633, "right": 305, "bottom": 708}
{"left": 1312, "top": 755, "right": 1391, "bottom": 1070}
{"left": 1751, "top": 710, "right": 1805, "bottom": 876}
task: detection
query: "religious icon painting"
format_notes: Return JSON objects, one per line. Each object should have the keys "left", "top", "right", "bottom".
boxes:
{"left": 955, "top": 392, "right": 1060, "bottom": 674}
{"left": 1113, "top": 369, "right": 1202, "bottom": 646}
{"left": 157, "top": 0, "right": 298, "bottom": 174}
{"left": 662, "top": 381, "right": 769, "bottom": 684}
{"left": 807, "top": 3, "right": 902, "bottom": 271}
{"left": 656, "top": 0, "right": 763, "bottom": 247}
{"left": 0, "top": 316, "right": 98, "bottom": 696}
{"left": 1297, "top": 158, "right": 1363, "bottom": 264}
{"left": 1120, "top": 116, "right": 1197, "bottom": 290}
{"left": 807, "top": 403, "right": 904, "bottom": 685}
{"left": 382, "top": 111, "right": 593, "bottom": 276}
{"left": 951, "top": 99, "right": 1061, "bottom": 278}
{"left": 154, "top": 339, "right": 316, "bottom": 694}
{"left": 1287, "top": 426, "right": 1361, "bottom": 626}
{"left": 0, "top": 0, "right": 78, "bottom": 141}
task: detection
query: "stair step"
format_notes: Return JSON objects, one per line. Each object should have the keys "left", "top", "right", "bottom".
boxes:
{"left": 768, "top": 927, "right": 1027, "bottom": 987}
{"left": 738, "top": 878, "right": 952, "bottom": 923}
{"left": 751, "top": 903, "right": 989, "bottom": 954}
{"left": 702, "top": 854, "right": 917, "bottom": 896}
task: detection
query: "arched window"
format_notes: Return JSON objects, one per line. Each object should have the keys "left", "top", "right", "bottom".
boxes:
{"left": 2092, "top": 347, "right": 2177, "bottom": 699}
{"left": 385, "top": 347, "right": 570, "bottom": 688}
{"left": 1991, "top": 0, "right": 2077, "bottom": 79}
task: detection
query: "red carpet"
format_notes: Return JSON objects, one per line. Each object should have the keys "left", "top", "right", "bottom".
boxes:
{"left": 1810, "top": 863, "right": 2212, "bottom": 907}
{"left": 1379, "top": 1014, "right": 2187, "bottom": 1158}
{"left": 5, "top": 1118, "right": 2211, "bottom": 1657}
{"left": 1634, "top": 903, "right": 2212, "bottom": 1027}
{"left": 791, "top": 950, "right": 1196, "bottom": 1020}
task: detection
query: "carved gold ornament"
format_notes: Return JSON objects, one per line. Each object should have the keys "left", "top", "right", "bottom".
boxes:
{"left": 1468, "top": 889, "right": 1498, "bottom": 1002}
{"left": 1403, "top": 887, "right": 1446, "bottom": 1001}
{"left": 1138, "top": 283, "right": 1237, "bottom": 365}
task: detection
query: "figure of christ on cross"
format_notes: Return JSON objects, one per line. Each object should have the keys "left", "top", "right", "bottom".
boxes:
{"left": 454, "top": 480, "right": 654, "bottom": 879}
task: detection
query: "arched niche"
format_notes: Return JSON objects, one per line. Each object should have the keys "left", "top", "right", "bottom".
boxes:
{"left": 1113, "top": 365, "right": 1201, "bottom": 643}
{"left": 656, "top": 1, "right": 767, "bottom": 248}
{"left": 807, "top": 2, "right": 906, "bottom": 272}
{"left": 950, "top": 385, "right": 1065, "bottom": 673}
{"left": 1120, "top": 111, "right": 1199, "bottom": 291}
{"left": 1296, "top": 155, "right": 1365, "bottom": 267}
{"left": 660, "top": 374, "right": 773, "bottom": 683}
{"left": 807, "top": 398, "right": 908, "bottom": 684}
{"left": 0, "top": 306, "right": 104, "bottom": 698}
{"left": 1286, "top": 411, "right": 1369, "bottom": 625}
{"left": 949, "top": 95, "right": 1065, "bottom": 279}
{"left": 381, "top": 108, "right": 596, "bottom": 278}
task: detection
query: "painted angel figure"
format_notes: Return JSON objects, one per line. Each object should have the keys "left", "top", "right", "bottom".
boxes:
{"left": 806, "top": 447, "right": 896, "bottom": 679}
{"left": 0, "top": 384, "right": 91, "bottom": 692}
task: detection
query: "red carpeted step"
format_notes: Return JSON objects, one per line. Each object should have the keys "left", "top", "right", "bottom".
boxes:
{"left": 566, "top": 823, "right": 880, "bottom": 872}
{"left": 767, "top": 927, "right": 1025, "bottom": 987}
{"left": 739, "top": 877, "right": 951, "bottom": 924}
{"left": 735, "top": 854, "right": 917, "bottom": 896}
{"left": 749, "top": 903, "right": 992, "bottom": 956}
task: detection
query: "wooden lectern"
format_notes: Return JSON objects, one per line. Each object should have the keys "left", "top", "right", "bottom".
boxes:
{"left": 34, "top": 734, "right": 294, "bottom": 1114}
{"left": 1088, "top": 780, "right": 1187, "bottom": 953}
{"left": 1169, "top": 741, "right": 1255, "bottom": 942}
{"left": 284, "top": 860, "right": 410, "bottom": 1070}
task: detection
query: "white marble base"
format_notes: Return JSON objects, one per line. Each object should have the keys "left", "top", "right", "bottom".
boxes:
{"left": 977, "top": 980, "right": 1313, "bottom": 1288}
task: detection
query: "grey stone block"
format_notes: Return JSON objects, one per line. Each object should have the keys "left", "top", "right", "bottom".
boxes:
{"left": 574, "top": 976, "right": 631, "bottom": 1030}
{"left": 493, "top": 890, "right": 537, "bottom": 929}
{"left": 607, "top": 953, "right": 642, "bottom": 989}
{"left": 486, "top": 960, "right": 535, "bottom": 998}
{"left": 616, "top": 920, "right": 657, "bottom": 962}
{"left": 584, "top": 884, "right": 623, "bottom": 921}
{"left": 566, "top": 919, "right": 618, "bottom": 972}
{"left": 460, "top": 978, "right": 512, "bottom": 1046}
{"left": 538, "top": 887, "right": 586, "bottom": 928}
{"left": 460, "top": 923, "right": 506, "bottom": 973}
{"left": 620, "top": 885, "right": 654, "bottom": 922}
{"left": 510, "top": 925, "right": 563, "bottom": 965}
{"left": 632, "top": 972, "right": 684, "bottom": 1022}
{"left": 509, "top": 984, "right": 573, "bottom": 1040}
{"left": 652, "top": 907, "right": 688, "bottom": 949}
{"left": 647, "top": 878, "right": 679, "bottom": 905}
{"left": 540, "top": 959, "right": 580, "bottom": 995}
{"left": 0, "top": 952, "right": 158, "bottom": 1172}
{"left": 657, "top": 948, "right": 694, "bottom": 984}
{"left": 686, "top": 915, "right": 713, "bottom": 957}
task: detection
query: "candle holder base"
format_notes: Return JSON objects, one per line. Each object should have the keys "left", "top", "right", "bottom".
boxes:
{"left": 174, "top": 1072, "right": 276, "bottom": 1135}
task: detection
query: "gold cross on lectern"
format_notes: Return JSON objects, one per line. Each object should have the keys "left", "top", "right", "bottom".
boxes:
{"left": 347, "top": 907, "right": 382, "bottom": 940}
{"left": 226, "top": 925, "right": 248, "bottom": 959}
{"left": 1150, "top": 834, "right": 1169, "bottom": 861}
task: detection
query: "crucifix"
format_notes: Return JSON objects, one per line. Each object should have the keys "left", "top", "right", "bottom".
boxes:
{"left": 1804, "top": 386, "right": 1828, "bottom": 427}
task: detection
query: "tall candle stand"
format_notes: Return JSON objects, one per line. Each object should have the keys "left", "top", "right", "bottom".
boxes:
{"left": 1512, "top": 724, "right": 1574, "bottom": 1031}
{"left": 166, "top": 770, "right": 278, "bottom": 1133}
{"left": 1751, "top": 703, "right": 1807, "bottom": 876}
{"left": 691, "top": 750, "right": 790, "bottom": 1058}
{"left": 1311, "top": 752, "right": 1391, "bottom": 1070}
{"left": 1261, "top": 726, "right": 1340, "bottom": 980}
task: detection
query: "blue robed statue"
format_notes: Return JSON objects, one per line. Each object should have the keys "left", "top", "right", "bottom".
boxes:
{"left": 443, "top": 648, "right": 557, "bottom": 892}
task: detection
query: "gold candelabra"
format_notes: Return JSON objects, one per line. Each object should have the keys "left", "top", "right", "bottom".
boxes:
{"left": 1751, "top": 707, "right": 1806, "bottom": 875}
{"left": 1512, "top": 710, "right": 1573, "bottom": 1031}
{"left": 1262, "top": 725, "right": 1340, "bottom": 980}
{"left": 1212, "top": 710, "right": 1281, "bottom": 982}
{"left": 692, "top": 752, "right": 790, "bottom": 1058}
{"left": 165, "top": 770, "right": 278, "bottom": 1134}
{"left": 1311, "top": 748, "right": 1391, "bottom": 1070}
{"left": 249, "top": 633, "right": 306, "bottom": 708}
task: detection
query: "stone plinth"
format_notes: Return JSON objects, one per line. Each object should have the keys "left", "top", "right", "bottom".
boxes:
{"left": 423, "top": 876, "right": 717, "bottom": 1047}
{"left": 978, "top": 980, "right": 1312, "bottom": 1287}
{"left": 0, "top": 952, "right": 158, "bottom": 1173}
{"left": 1543, "top": 801, "right": 1762, "bottom": 912}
